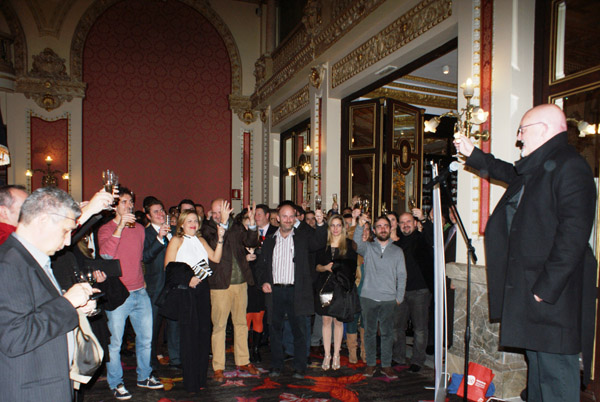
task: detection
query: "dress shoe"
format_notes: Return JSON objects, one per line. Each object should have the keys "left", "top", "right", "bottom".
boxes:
{"left": 237, "top": 363, "right": 259, "bottom": 375}
{"left": 269, "top": 369, "right": 281, "bottom": 378}
{"left": 409, "top": 364, "right": 421, "bottom": 373}
{"left": 213, "top": 369, "right": 224, "bottom": 382}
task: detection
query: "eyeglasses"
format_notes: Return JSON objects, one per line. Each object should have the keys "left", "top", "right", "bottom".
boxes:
{"left": 517, "top": 122, "right": 546, "bottom": 136}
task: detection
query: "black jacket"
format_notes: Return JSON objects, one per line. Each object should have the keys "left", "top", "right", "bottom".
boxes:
{"left": 467, "top": 132, "right": 597, "bottom": 380}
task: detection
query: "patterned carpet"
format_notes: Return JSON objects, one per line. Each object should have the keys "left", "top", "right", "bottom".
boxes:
{"left": 82, "top": 343, "right": 438, "bottom": 401}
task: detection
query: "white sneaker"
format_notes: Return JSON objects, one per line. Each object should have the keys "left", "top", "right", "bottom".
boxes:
{"left": 113, "top": 383, "right": 132, "bottom": 400}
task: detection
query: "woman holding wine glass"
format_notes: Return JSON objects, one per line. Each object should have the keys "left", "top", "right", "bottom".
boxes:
{"left": 315, "top": 214, "right": 358, "bottom": 370}
{"left": 162, "top": 202, "right": 229, "bottom": 393}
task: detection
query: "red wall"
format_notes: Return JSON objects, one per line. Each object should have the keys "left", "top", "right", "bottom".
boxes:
{"left": 83, "top": 0, "right": 232, "bottom": 210}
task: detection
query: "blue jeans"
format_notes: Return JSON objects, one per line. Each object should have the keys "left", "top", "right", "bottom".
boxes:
{"left": 106, "top": 288, "right": 153, "bottom": 389}
{"left": 393, "top": 288, "right": 431, "bottom": 366}
{"left": 361, "top": 297, "right": 396, "bottom": 367}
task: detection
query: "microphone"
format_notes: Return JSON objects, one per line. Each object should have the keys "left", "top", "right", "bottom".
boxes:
{"left": 424, "top": 161, "right": 460, "bottom": 190}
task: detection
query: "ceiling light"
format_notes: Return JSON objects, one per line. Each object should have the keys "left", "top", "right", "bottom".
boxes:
{"left": 442, "top": 65, "right": 450, "bottom": 75}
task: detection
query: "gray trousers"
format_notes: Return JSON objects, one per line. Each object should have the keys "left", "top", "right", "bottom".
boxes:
{"left": 361, "top": 297, "right": 396, "bottom": 367}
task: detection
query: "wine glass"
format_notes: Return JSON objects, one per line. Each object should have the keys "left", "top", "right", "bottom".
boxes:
{"left": 315, "top": 194, "right": 322, "bottom": 210}
{"left": 75, "top": 266, "right": 103, "bottom": 316}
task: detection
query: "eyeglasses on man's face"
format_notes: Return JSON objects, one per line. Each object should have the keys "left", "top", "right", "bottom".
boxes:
{"left": 517, "top": 122, "right": 546, "bottom": 136}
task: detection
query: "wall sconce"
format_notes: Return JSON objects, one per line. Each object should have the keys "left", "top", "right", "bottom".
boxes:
{"left": 424, "top": 77, "right": 490, "bottom": 141}
{"left": 26, "top": 155, "right": 69, "bottom": 186}
{"left": 288, "top": 145, "right": 321, "bottom": 181}
{"left": 566, "top": 118, "right": 598, "bottom": 137}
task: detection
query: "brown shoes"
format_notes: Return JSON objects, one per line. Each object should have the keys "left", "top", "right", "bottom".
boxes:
{"left": 381, "top": 366, "right": 398, "bottom": 379}
{"left": 237, "top": 363, "right": 259, "bottom": 375}
{"left": 213, "top": 369, "right": 224, "bottom": 382}
{"left": 364, "top": 365, "right": 376, "bottom": 377}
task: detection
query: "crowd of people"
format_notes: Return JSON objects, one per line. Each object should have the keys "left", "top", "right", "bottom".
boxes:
{"left": 0, "top": 181, "right": 458, "bottom": 401}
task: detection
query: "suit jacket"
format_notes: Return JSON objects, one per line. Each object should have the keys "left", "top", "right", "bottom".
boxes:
{"left": 466, "top": 133, "right": 597, "bottom": 364}
{"left": 256, "top": 224, "right": 327, "bottom": 316}
{"left": 0, "top": 235, "right": 79, "bottom": 401}
{"left": 143, "top": 225, "right": 168, "bottom": 303}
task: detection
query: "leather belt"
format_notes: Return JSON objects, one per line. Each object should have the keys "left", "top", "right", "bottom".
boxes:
{"left": 273, "top": 283, "right": 294, "bottom": 288}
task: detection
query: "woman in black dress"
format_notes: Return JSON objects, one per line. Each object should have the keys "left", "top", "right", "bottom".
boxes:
{"left": 315, "top": 214, "right": 358, "bottom": 370}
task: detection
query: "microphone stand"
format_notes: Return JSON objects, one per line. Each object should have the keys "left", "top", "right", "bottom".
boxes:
{"left": 438, "top": 174, "right": 478, "bottom": 402}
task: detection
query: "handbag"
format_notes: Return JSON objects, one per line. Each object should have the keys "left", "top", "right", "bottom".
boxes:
{"left": 70, "top": 313, "right": 104, "bottom": 389}
{"left": 328, "top": 280, "right": 361, "bottom": 323}
{"left": 319, "top": 272, "right": 334, "bottom": 307}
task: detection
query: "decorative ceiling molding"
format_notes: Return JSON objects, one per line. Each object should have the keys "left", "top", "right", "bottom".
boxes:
{"left": 365, "top": 87, "right": 457, "bottom": 110}
{"left": 332, "top": 0, "right": 452, "bottom": 88}
{"left": 17, "top": 48, "right": 85, "bottom": 111}
{"left": 70, "top": 0, "right": 243, "bottom": 96}
{"left": 0, "top": 1, "right": 27, "bottom": 76}
{"left": 251, "top": 0, "right": 385, "bottom": 108}
{"left": 386, "top": 81, "right": 457, "bottom": 97}
{"left": 402, "top": 74, "right": 458, "bottom": 88}
{"left": 25, "top": 0, "right": 77, "bottom": 38}
{"left": 272, "top": 85, "right": 309, "bottom": 127}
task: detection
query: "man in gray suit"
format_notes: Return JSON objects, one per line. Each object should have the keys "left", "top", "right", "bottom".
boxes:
{"left": 0, "top": 187, "right": 97, "bottom": 401}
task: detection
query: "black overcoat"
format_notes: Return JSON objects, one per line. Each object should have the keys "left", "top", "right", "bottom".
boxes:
{"left": 466, "top": 133, "right": 597, "bottom": 378}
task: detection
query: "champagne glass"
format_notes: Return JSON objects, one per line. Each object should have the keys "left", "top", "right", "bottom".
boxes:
{"left": 315, "top": 194, "right": 322, "bottom": 210}
{"left": 408, "top": 196, "right": 416, "bottom": 210}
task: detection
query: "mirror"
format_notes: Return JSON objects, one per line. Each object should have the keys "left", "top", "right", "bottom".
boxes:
{"left": 350, "top": 104, "right": 376, "bottom": 149}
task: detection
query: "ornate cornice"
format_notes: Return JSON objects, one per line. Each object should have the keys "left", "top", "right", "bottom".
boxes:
{"left": 17, "top": 48, "right": 86, "bottom": 111}
{"left": 403, "top": 74, "right": 457, "bottom": 88}
{"left": 332, "top": 0, "right": 452, "bottom": 88}
{"left": 0, "top": 1, "right": 27, "bottom": 76}
{"left": 229, "top": 94, "right": 258, "bottom": 125}
{"left": 272, "top": 85, "right": 309, "bottom": 127}
{"left": 251, "top": 0, "right": 385, "bottom": 108}
{"left": 70, "top": 0, "right": 242, "bottom": 95}
{"left": 387, "top": 81, "right": 456, "bottom": 97}
{"left": 365, "top": 87, "right": 456, "bottom": 110}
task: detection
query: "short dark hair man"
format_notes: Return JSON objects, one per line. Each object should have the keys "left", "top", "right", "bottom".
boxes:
{"left": 98, "top": 187, "right": 164, "bottom": 399}
{"left": 178, "top": 199, "right": 195, "bottom": 212}
{"left": 454, "top": 104, "right": 597, "bottom": 401}
{"left": 143, "top": 197, "right": 180, "bottom": 370}
{"left": 0, "top": 184, "right": 27, "bottom": 244}
{"left": 0, "top": 187, "right": 96, "bottom": 401}
{"left": 354, "top": 214, "right": 406, "bottom": 379}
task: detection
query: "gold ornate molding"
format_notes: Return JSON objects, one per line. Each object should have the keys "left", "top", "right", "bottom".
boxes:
{"left": 403, "top": 74, "right": 458, "bottom": 89}
{"left": 365, "top": 87, "right": 457, "bottom": 110}
{"left": 252, "top": 0, "right": 385, "bottom": 108}
{"left": 332, "top": 0, "right": 452, "bottom": 88}
{"left": 25, "top": 0, "right": 76, "bottom": 38}
{"left": 17, "top": 48, "right": 85, "bottom": 111}
{"left": 70, "top": 0, "right": 243, "bottom": 95}
{"left": 387, "top": 81, "right": 457, "bottom": 97}
{"left": 229, "top": 94, "right": 258, "bottom": 125}
{"left": 272, "top": 85, "right": 309, "bottom": 127}
{"left": 309, "top": 64, "right": 326, "bottom": 89}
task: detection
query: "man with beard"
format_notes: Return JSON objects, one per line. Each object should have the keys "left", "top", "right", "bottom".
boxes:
{"left": 354, "top": 215, "right": 406, "bottom": 379}
{"left": 392, "top": 212, "right": 434, "bottom": 373}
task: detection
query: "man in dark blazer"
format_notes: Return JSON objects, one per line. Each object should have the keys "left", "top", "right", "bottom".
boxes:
{"left": 256, "top": 203, "right": 327, "bottom": 378}
{"left": 455, "top": 104, "right": 597, "bottom": 402}
{"left": 0, "top": 187, "right": 96, "bottom": 402}
{"left": 143, "top": 196, "right": 179, "bottom": 370}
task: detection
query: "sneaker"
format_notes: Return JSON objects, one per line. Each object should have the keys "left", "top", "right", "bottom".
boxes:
{"left": 292, "top": 370, "right": 305, "bottom": 379}
{"left": 113, "top": 384, "right": 132, "bottom": 400}
{"left": 381, "top": 366, "right": 398, "bottom": 379}
{"left": 364, "top": 366, "right": 377, "bottom": 377}
{"left": 137, "top": 376, "right": 164, "bottom": 389}
{"left": 269, "top": 369, "right": 281, "bottom": 378}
